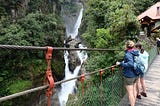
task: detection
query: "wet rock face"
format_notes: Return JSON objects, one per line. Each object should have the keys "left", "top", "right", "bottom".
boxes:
{"left": 68, "top": 51, "right": 81, "bottom": 72}
{"left": 66, "top": 38, "right": 81, "bottom": 73}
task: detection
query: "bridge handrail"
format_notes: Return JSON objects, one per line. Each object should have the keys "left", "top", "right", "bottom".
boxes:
{"left": 0, "top": 64, "right": 117, "bottom": 102}
{"left": 148, "top": 46, "right": 157, "bottom": 66}
{"left": 0, "top": 44, "right": 122, "bottom": 51}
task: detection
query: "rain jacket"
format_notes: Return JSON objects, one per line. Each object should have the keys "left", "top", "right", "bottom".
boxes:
{"left": 120, "top": 49, "right": 139, "bottom": 78}
{"left": 139, "top": 50, "right": 149, "bottom": 73}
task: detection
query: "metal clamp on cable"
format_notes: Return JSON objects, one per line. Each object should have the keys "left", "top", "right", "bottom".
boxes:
{"left": 111, "top": 66, "right": 114, "bottom": 75}
{"left": 100, "top": 69, "right": 104, "bottom": 76}
{"left": 100, "top": 69, "right": 104, "bottom": 82}
{"left": 80, "top": 74, "right": 85, "bottom": 96}
{"left": 44, "top": 47, "right": 54, "bottom": 106}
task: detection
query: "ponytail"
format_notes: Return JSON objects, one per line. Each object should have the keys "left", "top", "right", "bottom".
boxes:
{"left": 140, "top": 48, "right": 144, "bottom": 53}
{"left": 135, "top": 43, "right": 145, "bottom": 53}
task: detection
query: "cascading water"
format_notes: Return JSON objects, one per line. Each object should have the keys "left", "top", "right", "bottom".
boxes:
{"left": 58, "top": 1, "right": 87, "bottom": 106}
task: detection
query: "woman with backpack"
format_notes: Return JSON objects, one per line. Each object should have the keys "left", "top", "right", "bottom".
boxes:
{"left": 116, "top": 40, "right": 139, "bottom": 106}
{"left": 135, "top": 43, "right": 149, "bottom": 99}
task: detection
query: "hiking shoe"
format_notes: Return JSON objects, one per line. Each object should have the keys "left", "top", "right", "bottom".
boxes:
{"left": 141, "top": 92, "right": 147, "bottom": 97}
{"left": 136, "top": 95, "right": 141, "bottom": 99}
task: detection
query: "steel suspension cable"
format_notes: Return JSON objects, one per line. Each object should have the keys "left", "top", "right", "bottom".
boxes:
{"left": 0, "top": 65, "right": 118, "bottom": 102}
{"left": 0, "top": 44, "right": 122, "bottom": 51}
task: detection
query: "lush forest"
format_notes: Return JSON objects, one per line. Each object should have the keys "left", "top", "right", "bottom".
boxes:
{"left": 0, "top": 0, "right": 159, "bottom": 105}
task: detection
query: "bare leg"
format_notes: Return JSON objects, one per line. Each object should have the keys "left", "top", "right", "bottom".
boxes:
{"left": 140, "top": 78, "right": 146, "bottom": 93}
{"left": 126, "top": 85, "right": 136, "bottom": 106}
{"left": 133, "top": 82, "right": 137, "bottom": 99}
{"left": 136, "top": 78, "right": 140, "bottom": 95}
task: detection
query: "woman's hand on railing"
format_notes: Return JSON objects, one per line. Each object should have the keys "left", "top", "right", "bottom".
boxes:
{"left": 116, "top": 61, "right": 120, "bottom": 65}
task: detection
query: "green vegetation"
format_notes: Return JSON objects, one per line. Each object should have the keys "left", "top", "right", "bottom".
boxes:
{"left": 7, "top": 80, "right": 32, "bottom": 94}
{"left": 0, "top": 1, "right": 65, "bottom": 105}
{"left": 0, "top": 0, "right": 158, "bottom": 105}
{"left": 77, "top": 0, "right": 157, "bottom": 105}
{"left": 81, "top": 0, "right": 156, "bottom": 73}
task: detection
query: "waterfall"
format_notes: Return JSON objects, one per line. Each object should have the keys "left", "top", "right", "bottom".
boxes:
{"left": 58, "top": 1, "right": 87, "bottom": 106}
{"left": 61, "top": 2, "right": 83, "bottom": 39}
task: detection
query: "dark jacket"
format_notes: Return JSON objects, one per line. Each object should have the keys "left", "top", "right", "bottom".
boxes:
{"left": 120, "top": 49, "right": 139, "bottom": 78}
{"left": 157, "top": 40, "right": 160, "bottom": 47}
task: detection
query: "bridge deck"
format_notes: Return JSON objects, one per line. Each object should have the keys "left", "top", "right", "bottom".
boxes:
{"left": 119, "top": 55, "right": 160, "bottom": 106}
{"left": 136, "top": 55, "right": 160, "bottom": 106}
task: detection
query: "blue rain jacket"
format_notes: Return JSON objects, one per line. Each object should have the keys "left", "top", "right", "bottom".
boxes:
{"left": 120, "top": 49, "right": 139, "bottom": 78}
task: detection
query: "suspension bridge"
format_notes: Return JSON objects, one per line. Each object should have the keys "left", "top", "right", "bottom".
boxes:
{"left": 0, "top": 45, "right": 160, "bottom": 106}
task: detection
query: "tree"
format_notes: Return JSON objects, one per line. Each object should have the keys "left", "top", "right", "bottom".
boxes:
{"left": 0, "top": 12, "right": 65, "bottom": 102}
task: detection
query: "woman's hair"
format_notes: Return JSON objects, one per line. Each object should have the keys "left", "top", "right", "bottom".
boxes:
{"left": 126, "top": 40, "right": 135, "bottom": 49}
{"left": 135, "top": 43, "right": 144, "bottom": 53}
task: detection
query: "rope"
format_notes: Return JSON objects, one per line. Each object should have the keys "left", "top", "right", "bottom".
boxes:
{"left": 0, "top": 44, "right": 122, "bottom": 51}
{"left": 0, "top": 65, "right": 118, "bottom": 102}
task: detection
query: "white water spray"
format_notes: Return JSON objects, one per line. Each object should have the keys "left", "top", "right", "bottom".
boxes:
{"left": 58, "top": 2, "right": 87, "bottom": 106}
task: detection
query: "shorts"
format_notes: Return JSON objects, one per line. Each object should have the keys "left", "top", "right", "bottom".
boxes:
{"left": 139, "top": 72, "right": 144, "bottom": 78}
{"left": 123, "top": 76, "right": 138, "bottom": 85}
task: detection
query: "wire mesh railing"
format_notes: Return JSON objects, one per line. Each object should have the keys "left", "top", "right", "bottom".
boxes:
{"left": 66, "top": 67, "right": 126, "bottom": 106}
{"left": 148, "top": 46, "right": 157, "bottom": 66}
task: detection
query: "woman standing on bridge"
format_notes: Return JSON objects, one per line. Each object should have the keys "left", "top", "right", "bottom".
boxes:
{"left": 135, "top": 43, "right": 149, "bottom": 99}
{"left": 116, "top": 40, "right": 139, "bottom": 106}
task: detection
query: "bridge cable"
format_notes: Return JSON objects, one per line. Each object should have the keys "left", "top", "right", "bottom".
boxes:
{"left": 0, "top": 44, "right": 122, "bottom": 51}
{"left": 0, "top": 65, "right": 118, "bottom": 102}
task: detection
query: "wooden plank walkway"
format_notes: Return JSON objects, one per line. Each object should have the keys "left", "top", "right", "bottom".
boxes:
{"left": 119, "top": 55, "right": 160, "bottom": 106}
{"left": 136, "top": 55, "right": 160, "bottom": 106}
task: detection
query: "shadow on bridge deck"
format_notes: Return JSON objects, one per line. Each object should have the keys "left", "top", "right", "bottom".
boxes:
{"left": 119, "top": 55, "right": 160, "bottom": 106}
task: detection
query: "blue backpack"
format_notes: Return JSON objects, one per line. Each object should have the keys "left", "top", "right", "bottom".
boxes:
{"left": 132, "top": 54, "right": 145, "bottom": 75}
